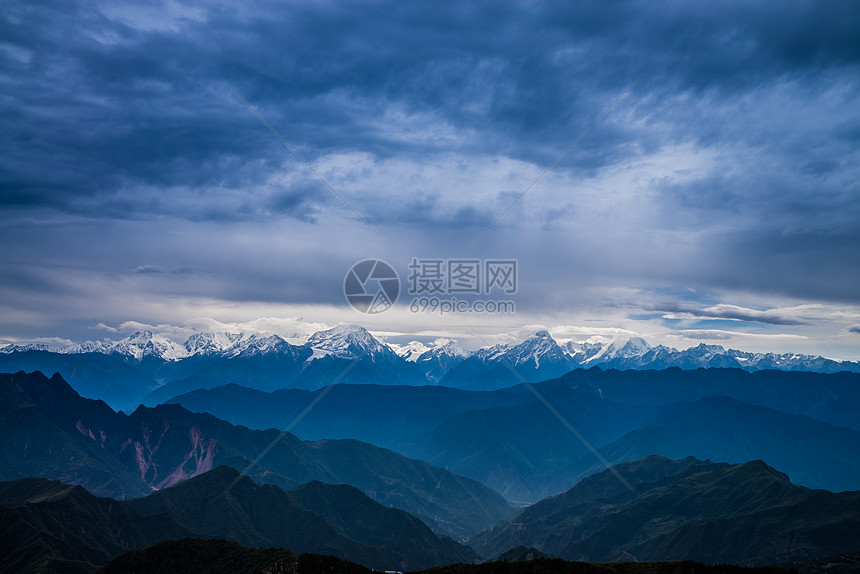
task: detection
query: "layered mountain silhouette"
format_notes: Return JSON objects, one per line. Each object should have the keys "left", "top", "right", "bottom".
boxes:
{"left": 469, "top": 456, "right": 860, "bottom": 565}
{"left": 166, "top": 383, "right": 535, "bottom": 447}
{"left": 4, "top": 366, "right": 860, "bottom": 571}
{"left": 7, "top": 457, "right": 856, "bottom": 573}
{"left": 3, "top": 327, "right": 859, "bottom": 410}
{"left": 560, "top": 396, "right": 860, "bottom": 494}
{"left": 0, "top": 371, "right": 513, "bottom": 540}
{"left": 394, "top": 391, "right": 658, "bottom": 502}
{"left": 399, "top": 393, "right": 860, "bottom": 502}
{"left": 0, "top": 467, "right": 477, "bottom": 573}
{"left": 168, "top": 367, "right": 860, "bottom": 502}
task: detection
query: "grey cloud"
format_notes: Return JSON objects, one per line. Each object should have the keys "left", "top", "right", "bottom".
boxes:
{"left": 133, "top": 265, "right": 165, "bottom": 274}
{"left": 652, "top": 302, "right": 808, "bottom": 326}
{"left": 674, "top": 330, "right": 734, "bottom": 340}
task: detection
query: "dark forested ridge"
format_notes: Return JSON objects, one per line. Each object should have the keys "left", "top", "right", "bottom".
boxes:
{"left": 96, "top": 539, "right": 810, "bottom": 574}
{"left": 0, "top": 467, "right": 478, "bottom": 573}
{"left": 0, "top": 370, "right": 514, "bottom": 539}
{"left": 470, "top": 456, "right": 860, "bottom": 565}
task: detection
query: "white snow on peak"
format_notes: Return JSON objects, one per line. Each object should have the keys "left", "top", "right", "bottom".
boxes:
{"left": 223, "top": 333, "right": 289, "bottom": 357}
{"left": 416, "top": 338, "right": 469, "bottom": 361}
{"left": 480, "top": 330, "right": 563, "bottom": 368}
{"left": 393, "top": 340, "right": 431, "bottom": 362}
{"left": 98, "top": 330, "right": 190, "bottom": 360}
{"left": 307, "top": 325, "right": 388, "bottom": 360}
{"left": 0, "top": 342, "right": 65, "bottom": 353}
{"left": 430, "top": 338, "right": 469, "bottom": 358}
{"left": 184, "top": 331, "right": 243, "bottom": 355}
{"left": 514, "top": 330, "right": 562, "bottom": 368}
{"left": 616, "top": 336, "right": 653, "bottom": 355}
{"left": 687, "top": 342, "right": 729, "bottom": 357}
{"left": 574, "top": 336, "right": 652, "bottom": 364}
{"left": 3, "top": 324, "right": 858, "bottom": 375}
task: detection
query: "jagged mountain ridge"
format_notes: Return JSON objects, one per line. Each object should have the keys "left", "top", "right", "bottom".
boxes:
{"left": 2, "top": 327, "right": 858, "bottom": 409}
{"left": 440, "top": 332, "right": 860, "bottom": 389}
{"left": 3, "top": 327, "right": 857, "bottom": 376}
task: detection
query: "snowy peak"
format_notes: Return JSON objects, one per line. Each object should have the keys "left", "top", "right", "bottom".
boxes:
{"left": 107, "top": 330, "right": 189, "bottom": 360}
{"left": 391, "top": 337, "right": 469, "bottom": 364}
{"left": 307, "top": 325, "right": 390, "bottom": 360}
{"left": 615, "top": 336, "right": 653, "bottom": 357}
{"left": 688, "top": 342, "right": 729, "bottom": 356}
{"left": 0, "top": 341, "right": 66, "bottom": 353}
{"left": 224, "top": 333, "right": 295, "bottom": 357}
{"left": 394, "top": 341, "right": 431, "bottom": 362}
{"left": 562, "top": 340, "right": 606, "bottom": 362}
{"left": 415, "top": 338, "right": 470, "bottom": 382}
{"left": 560, "top": 336, "right": 655, "bottom": 366}
{"left": 3, "top": 325, "right": 859, "bottom": 376}
{"left": 509, "top": 330, "right": 569, "bottom": 368}
{"left": 184, "top": 332, "right": 243, "bottom": 356}
{"left": 477, "top": 330, "right": 568, "bottom": 369}
{"left": 418, "top": 339, "right": 469, "bottom": 362}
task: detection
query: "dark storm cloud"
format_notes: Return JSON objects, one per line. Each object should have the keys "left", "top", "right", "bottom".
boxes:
{"left": 5, "top": 0, "right": 858, "bottom": 222}
{"left": 1, "top": 0, "right": 859, "bottom": 344}
{"left": 849, "top": 325, "right": 860, "bottom": 334}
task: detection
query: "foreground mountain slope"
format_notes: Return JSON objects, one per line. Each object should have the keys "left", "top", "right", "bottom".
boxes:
{"left": 470, "top": 456, "right": 860, "bottom": 564}
{"left": 287, "top": 480, "right": 478, "bottom": 566}
{"left": 99, "top": 539, "right": 372, "bottom": 574}
{"left": 122, "top": 467, "right": 400, "bottom": 567}
{"left": 0, "top": 478, "right": 189, "bottom": 574}
{"left": 782, "top": 551, "right": 860, "bottom": 574}
{"left": 0, "top": 371, "right": 514, "bottom": 539}
{"left": 97, "top": 538, "right": 797, "bottom": 574}
{"left": 0, "top": 468, "right": 479, "bottom": 573}
{"left": 125, "top": 466, "right": 477, "bottom": 570}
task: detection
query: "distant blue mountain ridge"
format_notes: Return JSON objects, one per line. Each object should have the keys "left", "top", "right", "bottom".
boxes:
{"left": 1, "top": 326, "right": 858, "bottom": 410}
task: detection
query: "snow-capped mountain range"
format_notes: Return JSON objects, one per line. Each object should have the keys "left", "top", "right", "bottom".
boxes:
{"left": 2, "top": 326, "right": 859, "bottom": 379}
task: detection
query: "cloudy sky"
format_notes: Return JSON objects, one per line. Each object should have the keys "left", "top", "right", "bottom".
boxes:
{"left": 2, "top": 1, "right": 859, "bottom": 358}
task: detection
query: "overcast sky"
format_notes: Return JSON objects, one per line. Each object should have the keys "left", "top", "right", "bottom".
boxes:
{"left": 2, "top": 1, "right": 859, "bottom": 358}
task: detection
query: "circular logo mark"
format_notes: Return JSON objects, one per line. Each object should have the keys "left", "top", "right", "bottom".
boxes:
{"left": 344, "top": 259, "right": 400, "bottom": 314}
